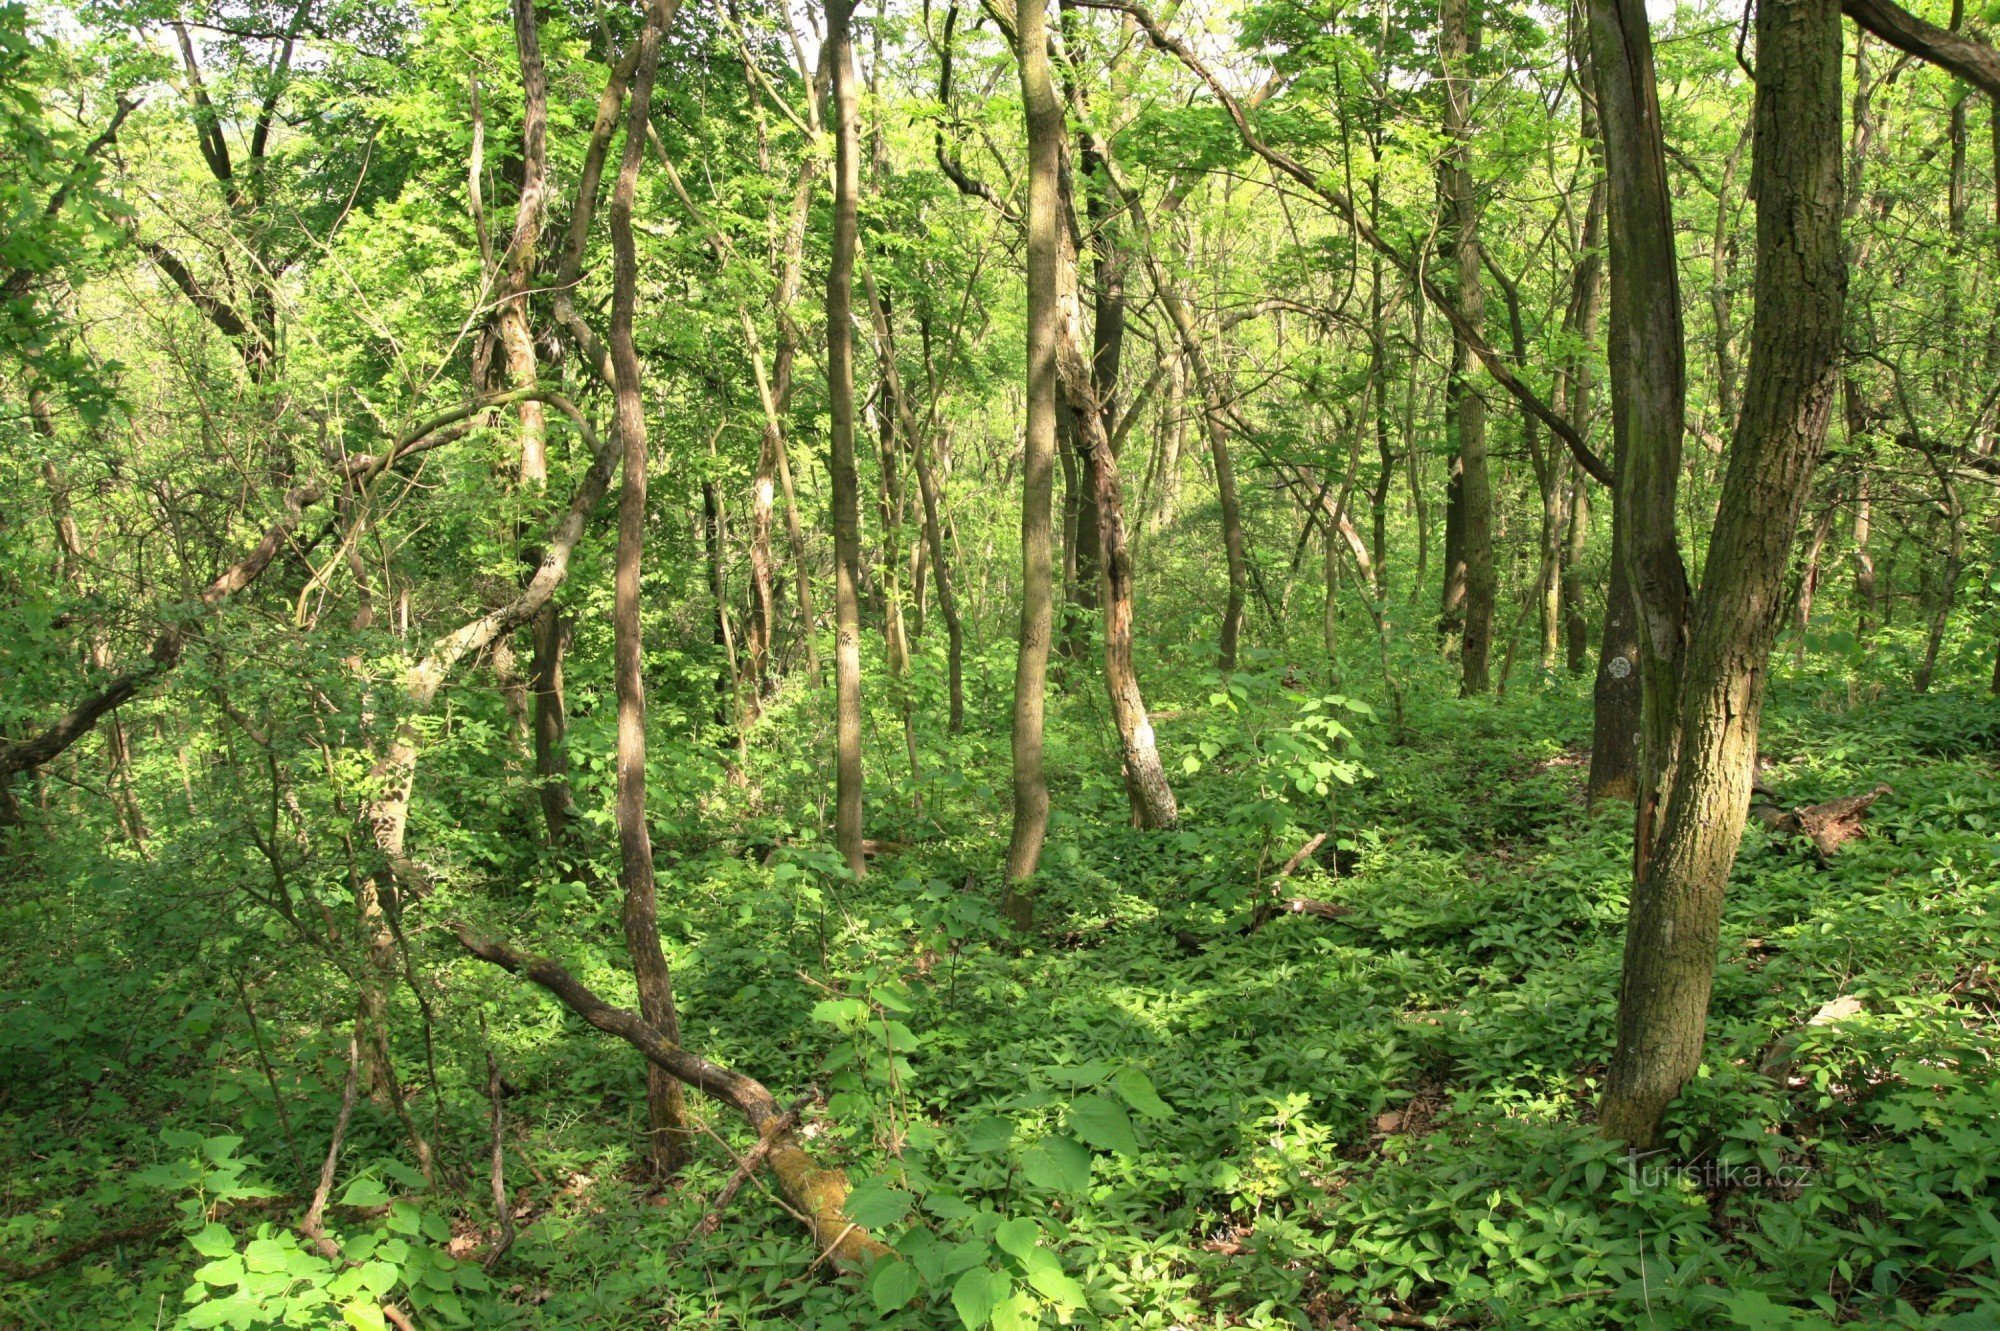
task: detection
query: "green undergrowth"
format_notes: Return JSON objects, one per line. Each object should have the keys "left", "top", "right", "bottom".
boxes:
{"left": 4, "top": 658, "right": 1998, "bottom": 1330}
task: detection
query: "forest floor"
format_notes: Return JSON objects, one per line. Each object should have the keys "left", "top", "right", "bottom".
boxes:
{"left": 4, "top": 664, "right": 2000, "bottom": 1330}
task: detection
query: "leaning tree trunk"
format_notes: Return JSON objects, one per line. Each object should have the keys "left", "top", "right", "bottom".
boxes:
{"left": 1597, "top": 0, "right": 1844, "bottom": 1150}
{"left": 607, "top": 0, "right": 690, "bottom": 1175}
{"left": 826, "top": 0, "right": 868, "bottom": 879}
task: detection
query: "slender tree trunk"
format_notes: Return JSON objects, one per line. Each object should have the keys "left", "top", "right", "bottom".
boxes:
{"left": 1059, "top": 409, "right": 1100, "bottom": 660}
{"left": 1005, "top": 0, "right": 1061, "bottom": 897}
{"left": 1149, "top": 351, "right": 1186, "bottom": 531}
{"left": 1586, "top": 0, "right": 1688, "bottom": 813}
{"left": 1792, "top": 502, "right": 1836, "bottom": 664}
{"left": 865, "top": 272, "right": 965, "bottom": 733}
{"left": 1562, "top": 465, "right": 1591, "bottom": 672}
{"left": 827, "top": 0, "right": 868, "bottom": 878}
{"left": 1597, "top": 0, "right": 1844, "bottom": 1149}
{"left": 1154, "top": 284, "right": 1249, "bottom": 671}
{"left": 608, "top": 0, "right": 689, "bottom": 1175}
{"left": 529, "top": 604, "right": 574, "bottom": 843}
{"left": 496, "top": 0, "right": 550, "bottom": 487}
{"left": 1849, "top": 432, "right": 1876, "bottom": 634}
{"left": 1439, "top": 0, "right": 1493, "bottom": 695}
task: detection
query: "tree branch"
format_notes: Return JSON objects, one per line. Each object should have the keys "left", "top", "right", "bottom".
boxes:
{"left": 1071, "top": 0, "right": 1616, "bottom": 488}
{"left": 1842, "top": 0, "right": 2000, "bottom": 99}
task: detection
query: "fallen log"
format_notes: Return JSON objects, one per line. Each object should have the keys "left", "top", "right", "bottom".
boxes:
{"left": 449, "top": 923, "right": 889, "bottom": 1267}
{"left": 1753, "top": 784, "right": 1892, "bottom": 857}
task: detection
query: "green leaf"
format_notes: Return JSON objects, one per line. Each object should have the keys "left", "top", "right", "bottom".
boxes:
{"left": 188, "top": 1223, "right": 236, "bottom": 1258}
{"left": 810, "top": 997, "right": 871, "bottom": 1027}
{"left": 990, "top": 1289, "right": 1039, "bottom": 1331}
{"left": 1021, "top": 1135, "right": 1092, "bottom": 1194}
{"left": 194, "top": 1256, "right": 243, "bottom": 1287}
{"left": 993, "top": 1217, "right": 1039, "bottom": 1259}
{"left": 962, "top": 1116, "right": 1016, "bottom": 1153}
{"left": 952, "top": 1266, "right": 1013, "bottom": 1330}
{"left": 243, "top": 1237, "right": 287, "bottom": 1272}
{"left": 340, "top": 1177, "right": 390, "bottom": 1207}
{"left": 343, "top": 1304, "right": 388, "bottom": 1331}
{"left": 1067, "top": 1094, "right": 1142, "bottom": 1155}
{"left": 1026, "top": 1261, "right": 1087, "bottom": 1311}
{"left": 842, "top": 1173, "right": 914, "bottom": 1229}
{"left": 200, "top": 1135, "right": 243, "bottom": 1163}
{"left": 1111, "top": 1068, "right": 1174, "bottom": 1120}
{"left": 867, "top": 1256, "right": 921, "bottom": 1314}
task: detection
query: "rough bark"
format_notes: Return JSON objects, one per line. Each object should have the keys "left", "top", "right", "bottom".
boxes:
{"left": 607, "top": 0, "right": 690, "bottom": 1174}
{"left": 1438, "top": 0, "right": 1493, "bottom": 695}
{"left": 1586, "top": 0, "right": 1689, "bottom": 828}
{"left": 827, "top": 0, "right": 869, "bottom": 879}
{"left": 1005, "top": 0, "right": 1061, "bottom": 895}
{"left": 1598, "top": 0, "right": 1844, "bottom": 1149}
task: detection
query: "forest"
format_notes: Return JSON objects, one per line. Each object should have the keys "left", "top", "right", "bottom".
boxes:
{"left": 2, "top": 0, "right": 1999, "bottom": 1324}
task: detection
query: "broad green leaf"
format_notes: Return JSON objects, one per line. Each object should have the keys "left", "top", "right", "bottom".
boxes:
{"left": 867, "top": 1256, "right": 921, "bottom": 1313}
{"left": 842, "top": 1173, "right": 914, "bottom": 1229}
{"left": 1067, "top": 1094, "right": 1143, "bottom": 1156}
{"left": 1111, "top": 1068, "right": 1175, "bottom": 1120}
{"left": 343, "top": 1304, "right": 388, "bottom": 1331}
{"left": 341, "top": 1177, "right": 390, "bottom": 1207}
{"left": 188, "top": 1223, "right": 236, "bottom": 1258}
{"left": 993, "top": 1217, "right": 1039, "bottom": 1259}
{"left": 1021, "top": 1135, "right": 1092, "bottom": 1194}
{"left": 962, "top": 1116, "right": 1016, "bottom": 1153}
{"left": 990, "top": 1289, "right": 1040, "bottom": 1331}
{"left": 952, "top": 1266, "right": 1013, "bottom": 1330}
{"left": 1026, "top": 1261, "right": 1087, "bottom": 1311}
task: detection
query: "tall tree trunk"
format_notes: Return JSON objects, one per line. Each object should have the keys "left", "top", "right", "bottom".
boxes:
{"left": 865, "top": 272, "right": 965, "bottom": 733}
{"left": 529, "top": 604, "right": 574, "bottom": 843}
{"left": 1849, "top": 433, "right": 1876, "bottom": 634}
{"left": 827, "top": 0, "right": 868, "bottom": 878}
{"left": 1153, "top": 283, "right": 1249, "bottom": 671}
{"left": 1149, "top": 350, "right": 1186, "bottom": 531}
{"left": 1004, "top": 0, "right": 1061, "bottom": 896}
{"left": 1439, "top": 0, "right": 1493, "bottom": 695}
{"left": 1597, "top": 0, "right": 1844, "bottom": 1149}
{"left": 1585, "top": 0, "right": 1688, "bottom": 813}
{"left": 607, "top": 0, "right": 689, "bottom": 1175}
{"left": 1562, "top": 465, "right": 1591, "bottom": 672}
{"left": 495, "top": 0, "right": 550, "bottom": 488}
{"left": 1059, "top": 410, "right": 1100, "bottom": 660}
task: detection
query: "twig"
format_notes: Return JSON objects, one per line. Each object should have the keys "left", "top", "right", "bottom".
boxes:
{"left": 482, "top": 1027, "right": 516, "bottom": 1272}
{"left": 672, "top": 1093, "right": 815, "bottom": 1258}
{"left": 301, "top": 1033, "right": 361, "bottom": 1262}
{"left": 1272, "top": 831, "right": 1329, "bottom": 882}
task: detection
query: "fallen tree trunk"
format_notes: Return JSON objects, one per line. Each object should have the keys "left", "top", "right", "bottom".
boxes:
{"left": 1751, "top": 784, "right": 1892, "bottom": 857}
{"left": 449, "top": 923, "right": 889, "bottom": 1267}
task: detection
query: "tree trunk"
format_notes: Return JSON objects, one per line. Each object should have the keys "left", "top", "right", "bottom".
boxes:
{"left": 1154, "top": 283, "right": 1249, "bottom": 671}
{"left": 529, "top": 604, "right": 574, "bottom": 844}
{"left": 1585, "top": 0, "right": 1689, "bottom": 816}
{"left": 1597, "top": 0, "right": 1844, "bottom": 1149}
{"left": 827, "top": 0, "right": 868, "bottom": 879}
{"left": 1439, "top": 0, "right": 1493, "bottom": 695}
{"left": 495, "top": 0, "right": 550, "bottom": 488}
{"left": 864, "top": 271, "right": 965, "bottom": 734}
{"left": 1562, "top": 465, "right": 1591, "bottom": 672}
{"left": 1004, "top": 0, "right": 1061, "bottom": 898}
{"left": 1849, "top": 440, "right": 1876, "bottom": 634}
{"left": 607, "top": 0, "right": 690, "bottom": 1175}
